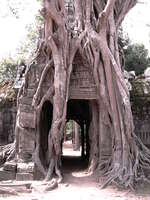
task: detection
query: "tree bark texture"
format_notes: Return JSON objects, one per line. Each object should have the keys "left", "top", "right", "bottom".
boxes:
{"left": 20, "top": 0, "right": 150, "bottom": 188}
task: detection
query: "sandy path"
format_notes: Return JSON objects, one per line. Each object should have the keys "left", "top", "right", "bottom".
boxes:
{"left": 0, "top": 142, "right": 150, "bottom": 200}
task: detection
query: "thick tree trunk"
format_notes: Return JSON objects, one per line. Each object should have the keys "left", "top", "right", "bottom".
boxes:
{"left": 30, "top": 0, "right": 150, "bottom": 189}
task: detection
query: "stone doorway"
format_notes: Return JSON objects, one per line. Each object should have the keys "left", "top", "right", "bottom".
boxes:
{"left": 38, "top": 99, "right": 92, "bottom": 175}
{"left": 62, "top": 99, "right": 92, "bottom": 173}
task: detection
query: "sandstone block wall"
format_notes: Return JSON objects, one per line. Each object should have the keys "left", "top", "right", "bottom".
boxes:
{"left": 0, "top": 81, "right": 17, "bottom": 145}
{"left": 0, "top": 101, "right": 16, "bottom": 145}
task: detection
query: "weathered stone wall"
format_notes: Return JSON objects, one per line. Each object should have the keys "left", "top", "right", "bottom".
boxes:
{"left": 131, "top": 98, "right": 150, "bottom": 145}
{"left": 131, "top": 78, "right": 150, "bottom": 146}
{"left": 17, "top": 63, "right": 38, "bottom": 162}
{"left": 0, "top": 101, "right": 16, "bottom": 145}
{"left": 0, "top": 81, "right": 17, "bottom": 145}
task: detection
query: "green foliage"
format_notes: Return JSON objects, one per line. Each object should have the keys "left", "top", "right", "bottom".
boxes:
{"left": 0, "top": 57, "right": 18, "bottom": 81}
{"left": 65, "top": 120, "right": 73, "bottom": 132}
{"left": 124, "top": 44, "right": 150, "bottom": 75}
{"left": 16, "top": 14, "right": 43, "bottom": 62}
{"left": 118, "top": 29, "right": 150, "bottom": 76}
{"left": 1, "top": 0, "right": 43, "bottom": 62}
{"left": 0, "top": 1, "right": 43, "bottom": 82}
{"left": 16, "top": 24, "right": 38, "bottom": 61}
{"left": 118, "top": 28, "right": 130, "bottom": 49}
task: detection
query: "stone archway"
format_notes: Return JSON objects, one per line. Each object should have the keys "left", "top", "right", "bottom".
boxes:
{"left": 36, "top": 99, "right": 93, "bottom": 178}
{"left": 61, "top": 99, "right": 92, "bottom": 171}
{"left": 67, "top": 99, "right": 91, "bottom": 158}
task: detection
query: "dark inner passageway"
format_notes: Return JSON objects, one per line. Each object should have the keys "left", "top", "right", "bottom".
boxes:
{"left": 38, "top": 99, "right": 92, "bottom": 178}
{"left": 39, "top": 101, "right": 53, "bottom": 168}
{"left": 62, "top": 99, "right": 92, "bottom": 174}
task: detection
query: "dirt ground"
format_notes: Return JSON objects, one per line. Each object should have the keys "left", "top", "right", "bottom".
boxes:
{"left": 0, "top": 141, "right": 150, "bottom": 200}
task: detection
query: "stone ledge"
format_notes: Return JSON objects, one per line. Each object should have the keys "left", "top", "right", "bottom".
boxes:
{"left": 16, "top": 173, "right": 33, "bottom": 181}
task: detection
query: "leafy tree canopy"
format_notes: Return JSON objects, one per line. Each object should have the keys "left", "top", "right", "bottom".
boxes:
{"left": 0, "top": 57, "right": 18, "bottom": 82}
{"left": 16, "top": 14, "right": 43, "bottom": 62}
{"left": 124, "top": 43, "right": 150, "bottom": 75}
{"left": 0, "top": 0, "right": 42, "bottom": 82}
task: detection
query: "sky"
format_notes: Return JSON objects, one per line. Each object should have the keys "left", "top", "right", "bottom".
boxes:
{"left": 123, "top": 0, "right": 150, "bottom": 52}
{"left": 0, "top": 0, "right": 41, "bottom": 59}
{"left": 0, "top": 1, "right": 150, "bottom": 59}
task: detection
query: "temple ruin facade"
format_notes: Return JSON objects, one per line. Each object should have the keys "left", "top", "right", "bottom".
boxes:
{"left": 1, "top": 0, "right": 150, "bottom": 188}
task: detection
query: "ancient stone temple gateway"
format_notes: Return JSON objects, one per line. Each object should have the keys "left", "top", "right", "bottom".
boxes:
{"left": 1, "top": 73, "right": 150, "bottom": 181}
{"left": 2, "top": 0, "right": 150, "bottom": 189}
{"left": 1, "top": 64, "right": 150, "bottom": 181}
{"left": 11, "top": 49, "right": 109, "bottom": 180}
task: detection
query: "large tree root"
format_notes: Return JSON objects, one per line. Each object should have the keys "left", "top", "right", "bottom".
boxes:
{"left": 0, "top": 187, "right": 19, "bottom": 196}
{"left": 44, "top": 153, "right": 63, "bottom": 183}
{"left": 0, "top": 179, "right": 58, "bottom": 195}
{"left": 31, "top": 179, "right": 58, "bottom": 192}
{"left": 0, "top": 142, "right": 16, "bottom": 165}
{"left": 99, "top": 134, "right": 150, "bottom": 189}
